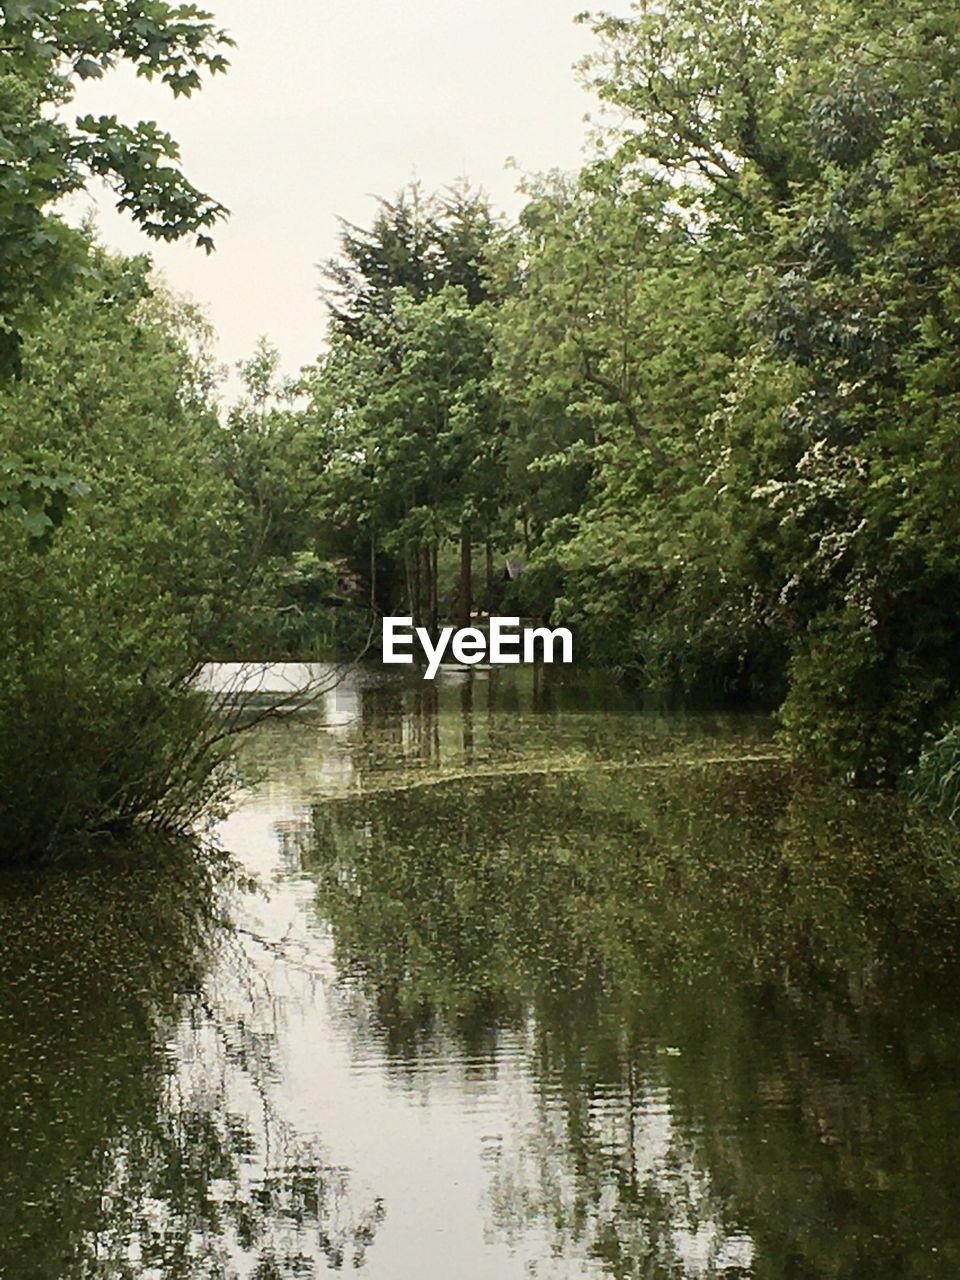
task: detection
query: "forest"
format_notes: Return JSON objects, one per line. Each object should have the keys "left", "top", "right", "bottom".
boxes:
{"left": 3, "top": 0, "right": 960, "bottom": 860}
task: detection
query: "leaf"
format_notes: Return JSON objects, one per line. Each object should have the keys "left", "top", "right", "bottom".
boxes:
{"left": 74, "top": 57, "right": 104, "bottom": 80}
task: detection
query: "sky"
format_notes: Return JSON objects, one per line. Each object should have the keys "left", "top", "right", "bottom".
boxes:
{"left": 67, "top": 0, "right": 597, "bottom": 390}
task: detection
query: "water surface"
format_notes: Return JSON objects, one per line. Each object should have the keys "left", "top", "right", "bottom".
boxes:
{"left": 3, "top": 665, "right": 960, "bottom": 1278}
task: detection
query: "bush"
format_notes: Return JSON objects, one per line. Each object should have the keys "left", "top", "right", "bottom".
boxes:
{"left": 0, "top": 251, "right": 238, "bottom": 861}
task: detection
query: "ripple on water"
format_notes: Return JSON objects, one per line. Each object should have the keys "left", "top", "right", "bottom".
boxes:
{"left": 6, "top": 666, "right": 960, "bottom": 1278}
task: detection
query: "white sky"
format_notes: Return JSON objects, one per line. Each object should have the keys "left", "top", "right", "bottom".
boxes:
{"left": 66, "top": 0, "right": 597, "bottom": 389}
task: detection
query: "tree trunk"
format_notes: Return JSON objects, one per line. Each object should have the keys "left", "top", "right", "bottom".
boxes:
{"left": 459, "top": 530, "right": 472, "bottom": 628}
{"left": 404, "top": 544, "right": 416, "bottom": 622}
{"left": 408, "top": 543, "right": 425, "bottom": 630}
{"left": 369, "top": 529, "right": 377, "bottom": 610}
{"left": 430, "top": 540, "right": 439, "bottom": 635}
{"left": 485, "top": 539, "right": 494, "bottom": 616}
{"left": 419, "top": 542, "right": 432, "bottom": 635}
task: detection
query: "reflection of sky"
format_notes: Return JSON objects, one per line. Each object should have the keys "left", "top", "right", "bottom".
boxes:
{"left": 221, "top": 804, "right": 558, "bottom": 1279}
{"left": 209, "top": 665, "right": 761, "bottom": 1278}
{"left": 198, "top": 660, "right": 351, "bottom": 699}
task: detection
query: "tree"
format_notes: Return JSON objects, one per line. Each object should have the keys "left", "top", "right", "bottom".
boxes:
{"left": 496, "top": 0, "right": 960, "bottom": 776}
{"left": 493, "top": 163, "right": 754, "bottom": 676}
{"left": 0, "top": 248, "right": 238, "bottom": 858}
{"left": 211, "top": 340, "right": 372, "bottom": 659}
{"left": 316, "top": 283, "right": 504, "bottom": 632}
{"left": 0, "top": 0, "right": 232, "bottom": 377}
{"left": 0, "top": 2, "right": 244, "bottom": 857}
{"left": 315, "top": 185, "right": 512, "bottom": 631}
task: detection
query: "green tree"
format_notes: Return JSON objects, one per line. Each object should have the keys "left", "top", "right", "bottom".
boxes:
{"left": 314, "top": 185, "right": 512, "bottom": 631}
{"left": 316, "top": 283, "right": 504, "bottom": 631}
{"left": 0, "top": 248, "right": 237, "bottom": 858}
{"left": 212, "top": 340, "right": 371, "bottom": 659}
{"left": 493, "top": 164, "right": 754, "bottom": 678}
{"left": 0, "top": 0, "right": 231, "bottom": 377}
{"left": 501, "top": 0, "right": 960, "bottom": 774}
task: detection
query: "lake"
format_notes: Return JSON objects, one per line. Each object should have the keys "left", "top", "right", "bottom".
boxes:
{"left": 2, "top": 663, "right": 960, "bottom": 1278}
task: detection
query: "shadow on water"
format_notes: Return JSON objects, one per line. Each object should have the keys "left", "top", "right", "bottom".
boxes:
{"left": 0, "top": 840, "right": 382, "bottom": 1280}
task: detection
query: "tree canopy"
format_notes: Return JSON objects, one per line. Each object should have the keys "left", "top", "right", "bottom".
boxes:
{"left": 0, "top": 0, "right": 231, "bottom": 376}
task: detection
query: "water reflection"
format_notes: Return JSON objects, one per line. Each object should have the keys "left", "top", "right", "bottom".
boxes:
{"left": 300, "top": 755, "right": 960, "bottom": 1278}
{"left": 0, "top": 842, "right": 381, "bottom": 1280}
{"left": 4, "top": 667, "right": 960, "bottom": 1278}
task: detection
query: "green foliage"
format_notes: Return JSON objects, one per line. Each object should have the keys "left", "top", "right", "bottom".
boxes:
{"left": 322, "top": 181, "right": 501, "bottom": 337}
{"left": 486, "top": 0, "right": 960, "bottom": 776}
{"left": 2, "top": 0, "right": 956, "bottom": 856}
{"left": 0, "top": 250, "right": 238, "bottom": 859}
{"left": 311, "top": 185, "right": 513, "bottom": 629}
{"left": 0, "top": 458, "right": 88, "bottom": 546}
{"left": 0, "top": 0, "right": 231, "bottom": 374}
{"left": 908, "top": 722, "right": 960, "bottom": 822}
{"left": 325, "top": 284, "right": 501, "bottom": 552}
{"left": 211, "top": 340, "right": 372, "bottom": 659}
{"left": 0, "top": 0, "right": 244, "bottom": 858}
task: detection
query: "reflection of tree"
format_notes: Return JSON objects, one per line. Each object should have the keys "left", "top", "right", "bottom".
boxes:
{"left": 303, "top": 763, "right": 960, "bottom": 1277}
{"left": 0, "top": 842, "right": 383, "bottom": 1280}
{"left": 233, "top": 666, "right": 777, "bottom": 810}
